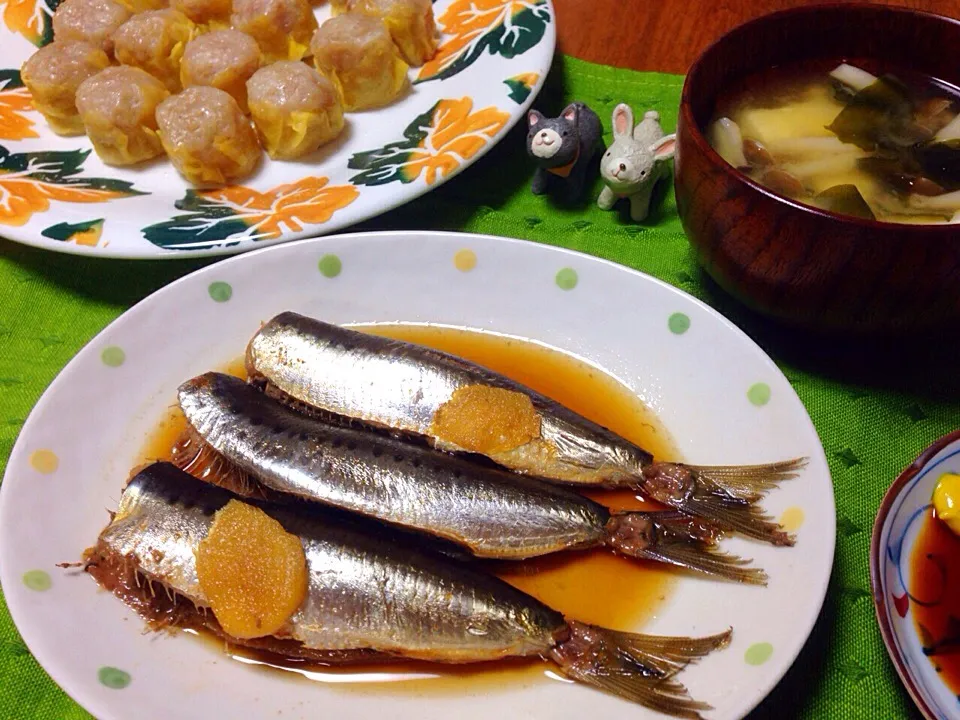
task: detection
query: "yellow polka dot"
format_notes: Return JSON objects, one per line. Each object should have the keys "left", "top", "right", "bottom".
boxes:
{"left": 779, "top": 506, "right": 805, "bottom": 532}
{"left": 453, "top": 249, "right": 477, "bottom": 272}
{"left": 29, "top": 449, "right": 59, "bottom": 475}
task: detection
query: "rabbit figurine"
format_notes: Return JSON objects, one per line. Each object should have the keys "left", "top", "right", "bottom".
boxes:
{"left": 598, "top": 104, "right": 677, "bottom": 222}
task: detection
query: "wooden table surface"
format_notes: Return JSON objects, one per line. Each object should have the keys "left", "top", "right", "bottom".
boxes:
{"left": 552, "top": 0, "right": 960, "bottom": 74}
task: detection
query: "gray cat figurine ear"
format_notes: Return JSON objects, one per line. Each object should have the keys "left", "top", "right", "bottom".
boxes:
{"left": 561, "top": 103, "right": 579, "bottom": 125}
{"left": 528, "top": 109, "right": 544, "bottom": 127}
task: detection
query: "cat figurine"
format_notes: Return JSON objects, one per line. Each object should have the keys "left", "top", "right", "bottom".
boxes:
{"left": 598, "top": 103, "right": 677, "bottom": 222}
{"left": 526, "top": 102, "right": 602, "bottom": 201}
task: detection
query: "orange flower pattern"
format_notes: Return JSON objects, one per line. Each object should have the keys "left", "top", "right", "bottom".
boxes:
{"left": 142, "top": 176, "right": 359, "bottom": 250}
{"left": 348, "top": 97, "right": 509, "bottom": 186}
{"left": 2, "top": 0, "right": 59, "bottom": 46}
{"left": 417, "top": 0, "right": 550, "bottom": 83}
{"left": 0, "top": 146, "right": 143, "bottom": 226}
{"left": 0, "top": 70, "right": 37, "bottom": 140}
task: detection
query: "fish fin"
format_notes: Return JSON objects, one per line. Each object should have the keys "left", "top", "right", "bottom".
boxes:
{"left": 683, "top": 458, "right": 807, "bottom": 502}
{"left": 605, "top": 512, "right": 768, "bottom": 585}
{"left": 169, "top": 427, "right": 266, "bottom": 500}
{"left": 641, "top": 460, "right": 804, "bottom": 546}
{"left": 550, "top": 621, "right": 730, "bottom": 718}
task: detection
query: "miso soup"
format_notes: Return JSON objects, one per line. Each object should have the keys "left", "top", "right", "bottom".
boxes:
{"left": 707, "top": 60, "right": 960, "bottom": 224}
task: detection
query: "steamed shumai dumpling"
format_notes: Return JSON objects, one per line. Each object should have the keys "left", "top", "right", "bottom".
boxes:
{"left": 350, "top": 0, "right": 437, "bottom": 66}
{"left": 156, "top": 86, "right": 261, "bottom": 185}
{"left": 180, "top": 29, "right": 260, "bottom": 111}
{"left": 75, "top": 66, "right": 169, "bottom": 164}
{"left": 310, "top": 13, "right": 408, "bottom": 111}
{"left": 51, "top": 0, "right": 130, "bottom": 57}
{"left": 230, "top": 0, "right": 317, "bottom": 63}
{"left": 21, "top": 41, "right": 111, "bottom": 135}
{"left": 247, "top": 61, "right": 344, "bottom": 160}
{"left": 113, "top": 9, "right": 197, "bottom": 92}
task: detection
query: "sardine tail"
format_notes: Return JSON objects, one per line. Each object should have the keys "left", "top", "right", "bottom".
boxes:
{"left": 683, "top": 458, "right": 807, "bottom": 502}
{"left": 605, "top": 511, "right": 767, "bottom": 585}
{"left": 549, "top": 621, "right": 731, "bottom": 718}
{"left": 641, "top": 460, "right": 805, "bottom": 546}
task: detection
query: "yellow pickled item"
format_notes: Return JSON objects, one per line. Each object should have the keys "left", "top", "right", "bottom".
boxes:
{"left": 247, "top": 62, "right": 344, "bottom": 160}
{"left": 329, "top": 0, "right": 355, "bottom": 12}
{"left": 75, "top": 66, "right": 169, "bottom": 165}
{"left": 310, "top": 14, "right": 408, "bottom": 112}
{"left": 180, "top": 29, "right": 261, "bottom": 112}
{"left": 230, "top": 0, "right": 317, "bottom": 63}
{"left": 20, "top": 41, "right": 111, "bottom": 136}
{"left": 113, "top": 9, "right": 196, "bottom": 93}
{"left": 351, "top": 0, "right": 437, "bottom": 66}
{"left": 195, "top": 499, "right": 308, "bottom": 640}
{"left": 156, "top": 86, "right": 262, "bottom": 185}
{"left": 933, "top": 473, "right": 960, "bottom": 536}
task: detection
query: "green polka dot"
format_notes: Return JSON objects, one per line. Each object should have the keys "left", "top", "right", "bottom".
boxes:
{"left": 101, "top": 346, "right": 125, "bottom": 367}
{"left": 668, "top": 312, "right": 690, "bottom": 335}
{"left": 555, "top": 268, "right": 578, "bottom": 290}
{"left": 22, "top": 570, "right": 51, "bottom": 592}
{"left": 318, "top": 254, "right": 342, "bottom": 278}
{"left": 98, "top": 667, "right": 131, "bottom": 690}
{"left": 748, "top": 382, "right": 771, "bottom": 407}
{"left": 745, "top": 642, "right": 774, "bottom": 666}
{"left": 208, "top": 281, "right": 232, "bottom": 302}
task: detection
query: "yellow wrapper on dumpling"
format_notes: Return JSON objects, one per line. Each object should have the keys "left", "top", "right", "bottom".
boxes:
{"left": 250, "top": 104, "right": 344, "bottom": 160}
{"left": 76, "top": 66, "right": 170, "bottom": 165}
{"left": 230, "top": 0, "right": 317, "bottom": 63}
{"left": 171, "top": 0, "right": 231, "bottom": 26}
{"left": 324, "top": 52, "right": 407, "bottom": 112}
{"left": 114, "top": 10, "right": 197, "bottom": 93}
{"left": 114, "top": 0, "right": 167, "bottom": 12}
{"left": 311, "top": 15, "right": 409, "bottom": 112}
{"left": 352, "top": 0, "right": 438, "bottom": 67}
{"left": 20, "top": 42, "right": 111, "bottom": 136}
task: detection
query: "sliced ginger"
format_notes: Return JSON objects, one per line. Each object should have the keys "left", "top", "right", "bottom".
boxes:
{"left": 431, "top": 384, "right": 541, "bottom": 454}
{"left": 196, "top": 499, "right": 308, "bottom": 639}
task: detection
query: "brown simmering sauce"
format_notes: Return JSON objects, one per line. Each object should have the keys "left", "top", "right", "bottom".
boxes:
{"left": 138, "top": 324, "right": 680, "bottom": 692}
{"left": 910, "top": 508, "right": 960, "bottom": 695}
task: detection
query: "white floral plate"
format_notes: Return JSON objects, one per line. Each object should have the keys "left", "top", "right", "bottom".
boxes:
{"left": 0, "top": 1, "right": 553, "bottom": 258}
{"left": 0, "top": 232, "right": 835, "bottom": 719}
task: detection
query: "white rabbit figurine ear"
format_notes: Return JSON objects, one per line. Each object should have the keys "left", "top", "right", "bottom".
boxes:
{"left": 528, "top": 110, "right": 544, "bottom": 127}
{"left": 651, "top": 133, "right": 677, "bottom": 161}
{"left": 612, "top": 103, "right": 634, "bottom": 140}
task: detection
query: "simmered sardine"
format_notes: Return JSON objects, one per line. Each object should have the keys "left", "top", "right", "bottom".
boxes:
{"left": 86, "top": 463, "right": 731, "bottom": 718}
{"left": 246, "top": 312, "right": 805, "bottom": 545}
{"left": 177, "top": 372, "right": 766, "bottom": 584}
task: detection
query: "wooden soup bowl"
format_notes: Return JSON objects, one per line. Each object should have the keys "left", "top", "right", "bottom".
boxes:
{"left": 675, "top": 4, "right": 960, "bottom": 334}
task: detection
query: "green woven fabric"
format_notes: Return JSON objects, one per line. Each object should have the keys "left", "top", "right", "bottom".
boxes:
{"left": 0, "top": 54, "right": 947, "bottom": 719}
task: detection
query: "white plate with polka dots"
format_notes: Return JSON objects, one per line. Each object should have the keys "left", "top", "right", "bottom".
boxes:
{"left": 0, "top": 231, "right": 835, "bottom": 720}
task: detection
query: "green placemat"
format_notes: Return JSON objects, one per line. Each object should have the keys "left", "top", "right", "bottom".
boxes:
{"left": 0, "top": 54, "right": 951, "bottom": 719}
